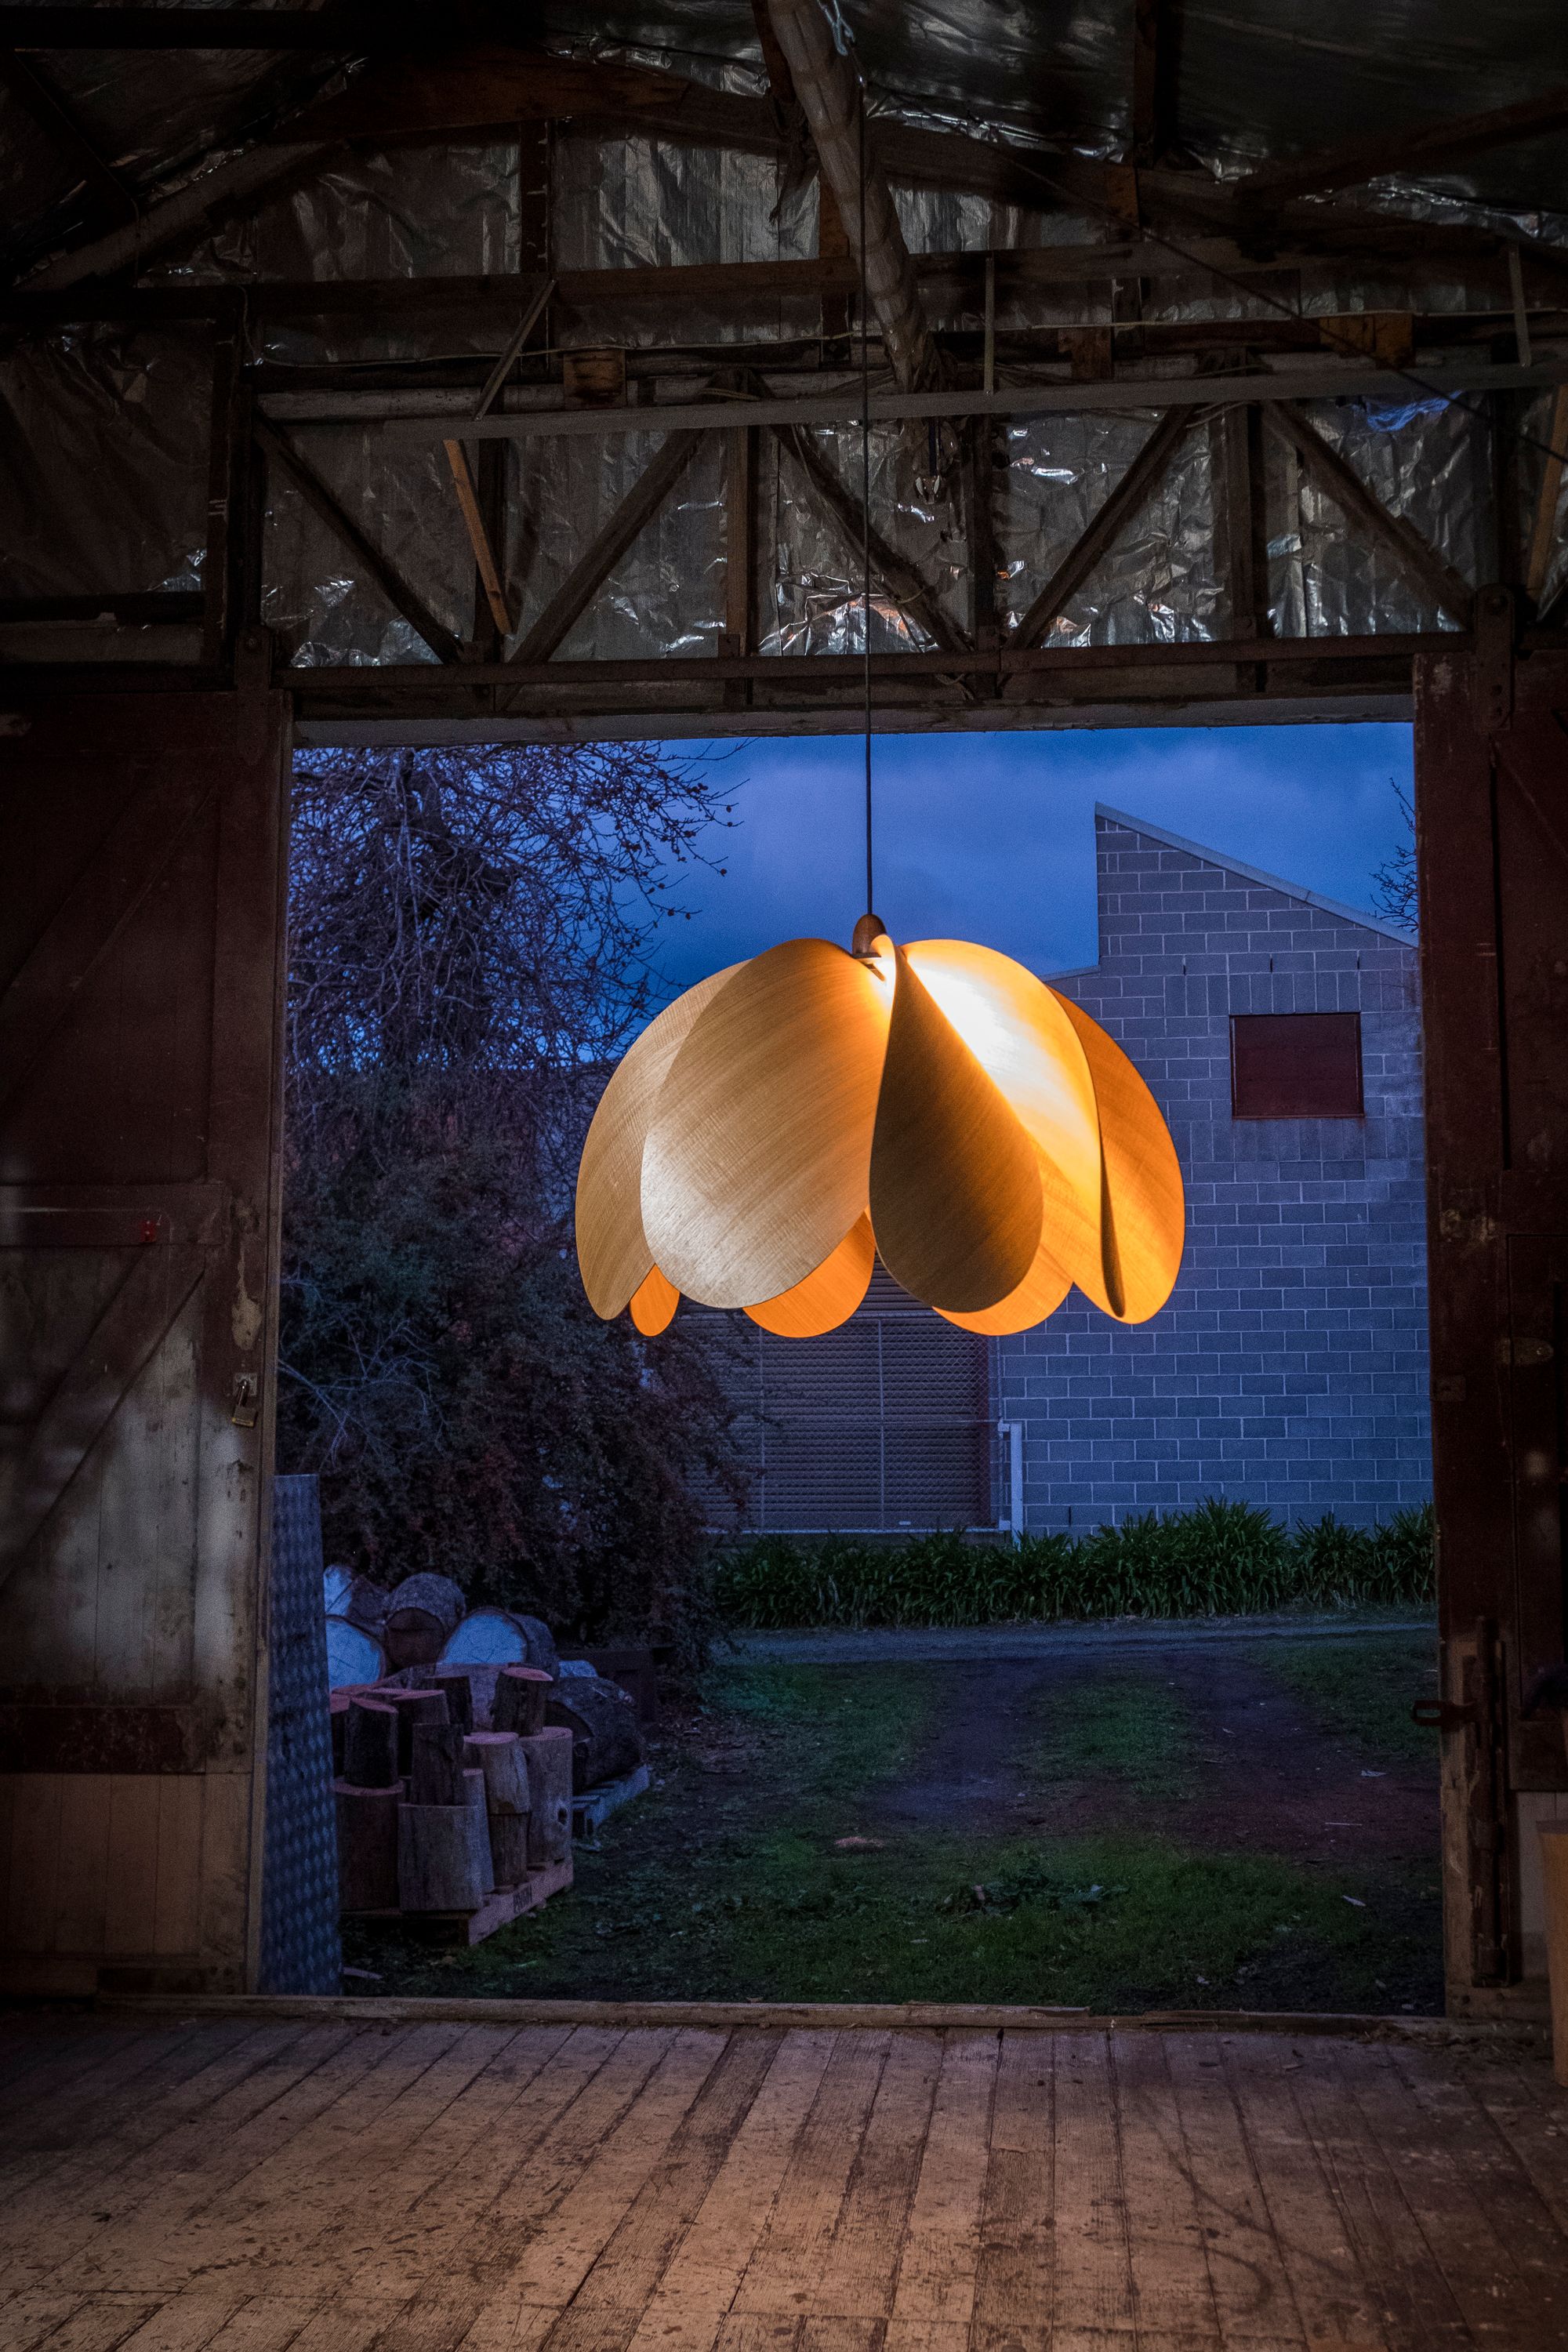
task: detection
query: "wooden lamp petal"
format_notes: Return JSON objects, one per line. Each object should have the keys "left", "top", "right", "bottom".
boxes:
{"left": 936, "top": 1202, "right": 1073, "bottom": 1334}
{"left": 905, "top": 938, "right": 1107, "bottom": 1307}
{"left": 1052, "top": 991, "right": 1185, "bottom": 1322}
{"left": 869, "top": 945, "right": 1042, "bottom": 1313}
{"left": 642, "top": 937, "right": 892, "bottom": 1310}
{"left": 575, "top": 961, "right": 743, "bottom": 1318}
{"left": 629, "top": 1265, "right": 680, "bottom": 1335}
{"left": 745, "top": 1211, "right": 875, "bottom": 1337}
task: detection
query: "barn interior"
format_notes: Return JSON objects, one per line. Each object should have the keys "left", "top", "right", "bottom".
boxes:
{"left": 5, "top": 2, "right": 1568, "bottom": 2343}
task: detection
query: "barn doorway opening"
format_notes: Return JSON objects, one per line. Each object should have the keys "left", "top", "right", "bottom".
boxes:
{"left": 321, "top": 723, "right": 1443, "bottom": 2015}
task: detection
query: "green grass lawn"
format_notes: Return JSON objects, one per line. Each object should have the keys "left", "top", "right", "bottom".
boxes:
{"left": 1250, "top": 1628, "right": 1439, "bottom": 1763}
{"left": 346, "top": 1635, "right": 1442, "bottom": 2014}
{"left": 1030, "top": 1670, "right": 1197, "bottom": 1798}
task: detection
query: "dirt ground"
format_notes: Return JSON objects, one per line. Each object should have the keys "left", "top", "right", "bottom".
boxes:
{"left": 869, "top": 1644, "right": 1436, "bottom": 1860}
{"left": 346, "top": 1620, "right": 1443, "bottom": 2013}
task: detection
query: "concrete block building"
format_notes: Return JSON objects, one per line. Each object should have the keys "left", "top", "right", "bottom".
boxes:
{"left": 998, "top": 804, "right": 1430, "bottom": 1534}
{"left": 720, "top": 804, "right": 1430, "bottom": 1534}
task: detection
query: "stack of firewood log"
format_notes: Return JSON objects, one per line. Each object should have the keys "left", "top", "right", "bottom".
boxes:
{"left": 332, "top": 1661, "right": 575, "bottom": 1940}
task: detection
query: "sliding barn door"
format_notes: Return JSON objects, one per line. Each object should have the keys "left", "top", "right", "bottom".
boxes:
{"left": 1417, "top": 607, "right": 1568, "bottom": 2009}
{"left": 0, "top": 685, "right": 290, "bottom": 1994}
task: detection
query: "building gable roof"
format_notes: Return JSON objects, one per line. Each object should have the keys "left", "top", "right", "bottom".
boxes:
{"left": 1093, "top": 803, "right": 1415, "bottom": 948}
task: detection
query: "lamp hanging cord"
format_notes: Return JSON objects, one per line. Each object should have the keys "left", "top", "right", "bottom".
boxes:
{"left": 858, "top": 80, "right": 875, "bottom": 929}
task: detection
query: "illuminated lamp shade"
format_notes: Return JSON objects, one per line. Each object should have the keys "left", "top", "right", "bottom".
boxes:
{"left": 575, "top": 929, "right": 1185, "bottom": 1340}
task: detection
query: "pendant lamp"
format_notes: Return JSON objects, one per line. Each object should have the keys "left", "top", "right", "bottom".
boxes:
{"left": 575, "top": 68, "right": 1181, "bottom": 1342}
{"left": 575, "top": 915, "right": 1185, "bottom": 1340}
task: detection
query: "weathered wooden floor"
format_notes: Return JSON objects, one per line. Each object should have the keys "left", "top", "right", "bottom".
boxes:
{"left": 2, "top": 2013, "right": 1568, "bottom": 2352}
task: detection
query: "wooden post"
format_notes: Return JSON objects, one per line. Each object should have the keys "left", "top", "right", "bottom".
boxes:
{"left": 409, "top": 1722, "right": 467, "bottom": 1807}
{"left": 519, "top": 1725, "right": 574, "bottom": 1868}
{"left": 494, "top": 1665, "right": 552, "bottom": 1737}
{"left": 397, "top": 1802, "right": 490, "bottom": 1911}
{"left": 385, "top": 1688, "right": 449, "bottom": 1773}
{"left": 463, "top": 1730, "right": 531, "bottom": 1815}
{"left": 1541, "top": 1823, "right": 1568, "bottom": 2084}
{"left": 343, "top": 1697, "right": 399, "bottom": 1790}
{"left": 429, "top": 1665, "right": 476, "bottom": 1736}
{"left": 336, "top": 1780, "right": 404, "bottom": 1912}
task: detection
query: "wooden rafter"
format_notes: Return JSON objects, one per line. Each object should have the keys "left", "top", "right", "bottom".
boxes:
{"left": 442, "top": 439, "right": 510, "bottom": 637}
{"left": 773, "top": 422, "right": 971, "bottom": 658}
{"left": 1011, "top": 408, "right": 1199, "bottom": 649}
{"left": 30, "top": 139, "right": 331, "bottom": 290}
{"left": 507, "top": 429, "right": 708, "bottom": 666}
{"left": 1526, "top": 383, "right": 1568, "bottom": 604}
{"left": 254, "top": 416, "right": 463, "bottom": 665}
{"left": 1259, "top": 401, "right": 1474, "bottom": 625}
{"left": 0, "top": 48, "right": 138, "bottom": 220}
{"left": 1236, "top": 84, "right": 1568, "bottom": 210}
{"left": 764, "top": 0, "right": 939, "bottom": 394}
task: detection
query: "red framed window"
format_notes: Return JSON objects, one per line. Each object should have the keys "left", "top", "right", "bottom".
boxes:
{"left": 1230, "top": 1011, "right": 1363, "bottom": 1118}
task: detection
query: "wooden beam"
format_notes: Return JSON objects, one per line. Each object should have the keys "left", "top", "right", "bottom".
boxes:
{"left": 0, "top": 3, "right": 538, "bottom": 46}
{"left": 773, "top": 423, "right": 970, "bottom": 656}
{"left": 253, "top": 416, "right": 463, "bottom": 664}
{"left": 28, "top": 140, "right": 331, "bottom": 289}
{"left": 1011, "top": 407, "right": 1200, "bottom": 648}
{"left": 443, "top": 439, "right": 510, "bottom": 637}
{"left": 1260, "top": 400, "right": 1475, "bottom": 625}
{"left": 1212, "top": 402, "right": 1271, "bottom": 642}
{"left": 0, "top": 48, "right": 139, "bottom": 220}
{"left": 1236, "top": 84, "right": 1568, "bottom": 210}
{"left": 507, "top": 428, "right": 708, "bottom": 664}
{"left": 299, "top": 47, "right": 695, "bottom": 138}
{"left": 1129, "top": 0, "right": 1180, "bottom": 170}
{"left": 724, "top": 416, "right": 758, "bottom": 710}
{"left": 764, "top": 0, "right": 938, "bottom": 394}
{"left": 962, "top": 416, "right": 1000, "bottom": 660}
{"left": 1526, "top": 383, "right": 1568, "bottom": 602}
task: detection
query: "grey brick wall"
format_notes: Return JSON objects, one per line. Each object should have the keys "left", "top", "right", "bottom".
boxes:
{"left": 995, "top": 806, "right": 1430, "bottom": 1532}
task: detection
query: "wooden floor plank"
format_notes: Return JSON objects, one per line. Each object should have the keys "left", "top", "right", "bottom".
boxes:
{"left": 495, "top": 2028, "right": 731, "bottom": 2313}
{"left": 386, "top": 2027, "right": 637, "bottom": 2309}
{"left": 0, "top": 2292, "right": 89, "bottom": 2352}
{"left": 1287, "top": 2040, "right": 1472, "bottom": 2350}
{"left": 1338, "top": 2039, "right": 1568, "bottom": 2349}
{"left": 1048, "top": 2035, "right": 1135, "bottom": 2341}
{"left": 55, "top": 2027, "right": 387, "bottom": 2296}
{"left": 732, "top": 2032, "right": 891, "bottom": 2319}
{"left": 887, "top": 2033, "right": 998, "bottom": 2334}
{"left": 1110, "top": 2034, "right": 1221, "bottom": 2349}
{"left": 150, "top": 2020, "right": 450, "bottom": 2293}
{"left": 804, "top": 2032, "right": 942, "bottom": 2328}
{"left": 12, "top": 2019, "right": 1568, "bottom": 2352}
{"left": 24, "top": 2296, "right": 168, "bottom": 2352}
{"left": 1221, "top": 2032, "right": 1393, "bottom": 2352}
{"left": 568, "top": 2031, "right": 785, "bottom": 2320}
{"left": 109, "top": 2293, "right": 248, "bottom": 2352}
{"left": 0, "top": 2024, "right": 275, "bottom": 2209}
{"left": 0, "top": 2028, "right": 326, "bottom": 2285}
{"left": 626, "top": 2031, "right": 840, "bottom": 2352}
{"left": 971, "top": 2031, "right": 1053, "bottom": 2344}
{"left": 147, "top": 2023, "right": 493, "bottom": 2298}
{"left": 1161, "top": 2035, "right": 1305, "bottom": 2348}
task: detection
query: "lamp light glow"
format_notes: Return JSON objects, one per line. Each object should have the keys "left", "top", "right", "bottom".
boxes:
{"left": 576, "top": 934, "right": 1185, "bottom": 1338}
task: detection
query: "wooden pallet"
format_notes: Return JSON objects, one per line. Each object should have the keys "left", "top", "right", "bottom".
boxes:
{"left": 572, "top": 1763, "right": 651, "bottom": 1839}
{"left": 348, "top": 1853, "right": 573, "bottom": 1945}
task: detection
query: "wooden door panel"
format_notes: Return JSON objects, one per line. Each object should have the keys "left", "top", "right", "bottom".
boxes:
{"left": 0, "top": 689, "right": 288, "bottom": 1994}
{"left": 1417, "top": 625, "right": 1568, "bottom": 2005}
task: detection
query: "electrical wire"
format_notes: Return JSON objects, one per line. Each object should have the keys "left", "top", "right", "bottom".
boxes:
{"left": 858, "top": 80, "right": 875, "bottom": 920}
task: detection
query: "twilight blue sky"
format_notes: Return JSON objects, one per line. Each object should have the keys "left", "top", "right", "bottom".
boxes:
{"left": 648, "top": 720, "right": 1414, "bottom": 999}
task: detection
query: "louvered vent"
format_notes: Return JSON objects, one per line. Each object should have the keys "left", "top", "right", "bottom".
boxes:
{"left": 695, "top": 1266, "right": 995, "bottom": 1532}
